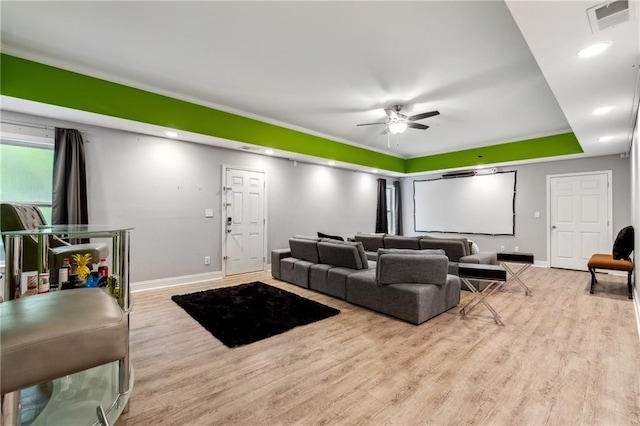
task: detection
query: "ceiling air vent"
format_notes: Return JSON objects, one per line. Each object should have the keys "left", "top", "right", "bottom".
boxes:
{"left": 239, "top": 145, "right": 260, "bottom": 151}
{"left": 587, "top": 0, "right": 629, "bottom": 33}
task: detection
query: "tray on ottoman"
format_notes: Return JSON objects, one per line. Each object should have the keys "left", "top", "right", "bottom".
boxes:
{"left": 497, "top": 252, "right": 534, "bottom": 264}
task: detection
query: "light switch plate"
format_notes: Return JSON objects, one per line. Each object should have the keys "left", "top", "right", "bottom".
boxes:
{"left": 534, "top": 211, "right": 541, "bottom": 218}
{"left": 205, "top": 209, "right": 214, "bottom": 218}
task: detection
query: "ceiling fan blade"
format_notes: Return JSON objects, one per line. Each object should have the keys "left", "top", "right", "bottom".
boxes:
{"left": 408, "top": 110, "right": 440, "bottom": 121}
{"left": 407, "top": 122, "right": 429, "bottom": 130}
{"left": 356, "top": 122, "right": 387, "bottom": 126}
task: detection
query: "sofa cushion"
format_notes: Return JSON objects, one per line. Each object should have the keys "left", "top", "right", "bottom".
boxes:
{"left": 377, "top": 248, "right": 445, "bottom": 257}
{"left": 419, "top": 238, "right": 469, "bottom": 261}
{"left": 377, "top": 254, "right": 449, "bottom": 285}
{"left": 347, "top": 270, "right": 461, "bottom": 324}
{"left": 289, "top": 238, "right": 320, "bottom": 263}
{"left": 317, "top": 241, "right": 366, "bottom": 270}
{"left": 321, "top": 238, "right": 369, "bottom": 269}
{"left": 353, "top": 234, "right": 386, "bottom": 252}
{"left": 460, "top": 252, "right": 498, "bottom": 265}
{"left": 383, "top": 236, "right": 421, "bottom": 249}
{"left": 280, "top": 258, "right": 311, "bottom": 288}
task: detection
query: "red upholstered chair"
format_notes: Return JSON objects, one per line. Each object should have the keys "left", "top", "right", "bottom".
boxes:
{"left": 588, "top": 226, "right": 635, "bottom": 299}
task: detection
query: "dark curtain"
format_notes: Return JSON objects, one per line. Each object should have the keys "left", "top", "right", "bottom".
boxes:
{"left": 393, "top": 180, "right": 403, "bottom": 235}
{"left": 52, "top": 128, "right": 89, "bottom": 229}
{"left": 375, "top": 178, "right": 388, "bottom": 233}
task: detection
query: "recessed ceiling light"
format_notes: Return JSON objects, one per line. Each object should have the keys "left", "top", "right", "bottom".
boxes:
{"left": 372, "top": 169, "right": 379, "bottom": 174}
{"left": 577, "top": 42, "right": 611, "bottom": 58}
{"left": 265, "top": 149, "right": 274, "bottom": 155}
{"left": 328, "top": 161, "right": 335, "bottom": 166}
{"left": 592, "top": 106, "right": 613, "bottom": 115}
{"left": 165, "top": 131, "right": 178, "bottom": 138}
{"left": 599, "top": 135, "right": 614, "bottom": 142}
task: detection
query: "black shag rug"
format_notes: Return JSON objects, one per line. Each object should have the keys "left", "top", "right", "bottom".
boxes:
{"left": 171, "top": 281, "right": 340, "bottom": 348}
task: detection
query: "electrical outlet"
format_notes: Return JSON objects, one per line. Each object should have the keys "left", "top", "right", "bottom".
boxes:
{"left": 514, "top": 246, "right": 519, "bottom": 252}
{"left": 500, "top": 245, "right": 505, "bottom": 252}
{"left": 204, "top": 256, "right": 211, "bottom": 265}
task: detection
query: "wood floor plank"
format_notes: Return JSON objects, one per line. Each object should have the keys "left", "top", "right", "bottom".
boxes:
{"left": 117, "top": 268, "right": 640, "bottom": 425}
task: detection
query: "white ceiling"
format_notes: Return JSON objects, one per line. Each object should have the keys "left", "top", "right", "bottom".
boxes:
{"left": 1, "top": 1, "right": 638, "bottom": 166}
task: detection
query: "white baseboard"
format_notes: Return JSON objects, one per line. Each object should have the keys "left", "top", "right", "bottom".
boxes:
{"left": 634, "top": 285, "right": 640, "bottom": 342}
{"left": 132, "top": 271, "right": 223, "bottom": 293}
{"left": 533, "top": 260, "right": 549, "bottom": 268}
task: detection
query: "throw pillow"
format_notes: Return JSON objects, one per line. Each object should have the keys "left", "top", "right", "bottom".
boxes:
{"left": 612, "top": 226, "right": 634, "bottom": 260}
{"left": 469, "top": 240, "right": 480, "bottom": 254}
{"left": 317, "top": 232, "right": 344, "bottom": 241}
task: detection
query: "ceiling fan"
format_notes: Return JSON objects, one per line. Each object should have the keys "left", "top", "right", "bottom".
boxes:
{"left": 357, "top": 105, "right": 440, "bottom": 135}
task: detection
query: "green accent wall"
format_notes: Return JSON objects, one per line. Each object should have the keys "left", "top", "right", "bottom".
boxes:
{"left": 405, "top": 133, "right": 583, "bottom": 173}
{"left": 0, "top": 53, "right": 583, "bottom": 174}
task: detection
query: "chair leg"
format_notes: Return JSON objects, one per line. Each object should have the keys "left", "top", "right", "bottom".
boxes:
{"left": 1, "top": 391, "right": 21, "bottom": 426}
{"left": 628, "top": 271, "right": 633, "bottom": 300}
{"left": 589, "top": 268, "right": 597, "bottom": 294}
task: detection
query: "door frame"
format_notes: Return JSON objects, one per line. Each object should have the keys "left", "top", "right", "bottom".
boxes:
{"left": 221, "top": 164, "right": 268, "bottom": 277}
{"left": 546, "top": 170, "right": 613, "bottom": 269}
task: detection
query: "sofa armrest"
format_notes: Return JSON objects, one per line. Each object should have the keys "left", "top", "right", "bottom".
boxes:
{"left": 459, "top": 251, "right": 497, "bottom": 265}
{"left": 271, "top": 249, "right": 292, "bottom": 279}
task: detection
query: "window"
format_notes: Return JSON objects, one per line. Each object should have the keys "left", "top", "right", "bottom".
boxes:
{"left": 0, "top": 138, "right": 54, "bottom": 262}
{"left": 386, "top": 185, "right": 396, "bottom": 235}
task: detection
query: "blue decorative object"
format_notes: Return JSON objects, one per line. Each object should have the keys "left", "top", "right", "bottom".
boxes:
{"left": 85, "top": 273, "right": 100, "bottom": 288}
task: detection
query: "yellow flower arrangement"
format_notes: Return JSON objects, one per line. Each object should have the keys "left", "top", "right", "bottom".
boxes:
{"left": 72, "top": 253, "right": 93, "bottom": 280}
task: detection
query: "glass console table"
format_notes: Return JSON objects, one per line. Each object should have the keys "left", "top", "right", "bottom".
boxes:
{"left": 1, "top": 225, "right": 134, "bottom": 425}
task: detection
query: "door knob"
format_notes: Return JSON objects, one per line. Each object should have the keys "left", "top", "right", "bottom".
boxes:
{"left": 551, "top": 225, "right": 557, "bottom": 229}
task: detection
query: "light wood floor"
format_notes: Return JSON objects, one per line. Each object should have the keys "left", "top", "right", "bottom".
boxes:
{"left": 117, "top": 267, "right": 640, "bottom": 425}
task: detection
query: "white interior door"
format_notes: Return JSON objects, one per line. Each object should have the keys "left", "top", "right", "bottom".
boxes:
{"left": 224, "top": 167, "right": 265, "bottom": 276}
{"left": 549, "top": 171, "right": 611, "bottom": 270}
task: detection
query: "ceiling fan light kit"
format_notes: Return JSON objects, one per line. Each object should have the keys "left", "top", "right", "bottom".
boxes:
{"left": 388, "top": 121, "right": 408, "bottom": 134}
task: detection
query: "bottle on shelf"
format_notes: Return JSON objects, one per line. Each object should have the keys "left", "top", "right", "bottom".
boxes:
{"left": 38, "top": 272, "right": 50, "bottom": 293}
{"left": 97, "top": 258, "right": 109, "bottom": 278}
{"left": 58, "top": 258, "right": 72, "bottom": 289}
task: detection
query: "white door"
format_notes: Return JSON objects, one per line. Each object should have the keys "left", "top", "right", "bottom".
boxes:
{"left": 549, "top": 172, "right": 611, "bottom": 270}
{"left": 224, "top": 167, "right": 265, "bottom": 275}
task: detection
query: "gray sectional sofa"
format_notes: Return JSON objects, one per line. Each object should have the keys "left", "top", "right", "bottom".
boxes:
{"left": 271, "top": 237, "right": 461, "bottom": 324}
{"left": 353, "top": 234, "right": 498, "bottom": 290}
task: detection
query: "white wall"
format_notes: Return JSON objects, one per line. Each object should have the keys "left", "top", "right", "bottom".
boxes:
{"left": 2, "top": 111, "right": 380, "bottom": 284}
{"left": 4, "top": 109, "right": 633, "bottom": 286}
{"left": 402, "top": 155, "right": 631, "bottom": 263}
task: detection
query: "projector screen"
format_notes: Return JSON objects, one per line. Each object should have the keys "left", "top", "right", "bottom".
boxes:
{"left": 414, "top": 171, "right": 516, "bottom": 235}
